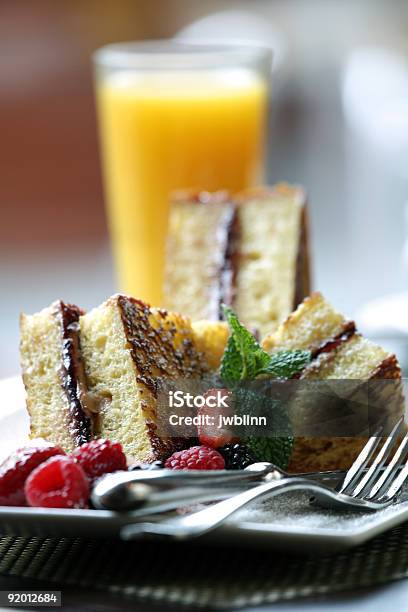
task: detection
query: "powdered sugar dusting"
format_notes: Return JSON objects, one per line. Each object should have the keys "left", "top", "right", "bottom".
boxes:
{"left": 231, "top": 487, "right": 408, "bottom": 532}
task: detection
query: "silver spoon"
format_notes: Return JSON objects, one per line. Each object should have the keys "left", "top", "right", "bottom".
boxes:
{"left": 91, "top": 462, "right": 275, "bottom": 511}
{"left": 92, "top": 462, "right": 343, "bottom": 512}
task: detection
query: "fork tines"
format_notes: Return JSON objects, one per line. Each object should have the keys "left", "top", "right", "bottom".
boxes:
{"left": 339, "top": 417, "right": 408, "bottom": 504}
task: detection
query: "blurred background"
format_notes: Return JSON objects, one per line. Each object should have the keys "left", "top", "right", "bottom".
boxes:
{"left": 1, "top": 0, "right": 408, "bottom": 377}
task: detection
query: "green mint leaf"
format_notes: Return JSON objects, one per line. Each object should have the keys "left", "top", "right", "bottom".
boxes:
{"left": 260, "top": 349, "right": 311, "bottom": 379}
{"left": 247, "top": 436, "right": 294, "bottom": 470}
{"left": 219, "top": 334, "right": 243, "bottom": 382}
{"left": 233, "top": 388, "right": 292, "bottom": 435}
{"left": 220, "top": 305, "right": 311, "bottom": 381}
{"left": 220, "top": 305, "right": 270, "bottom": 380}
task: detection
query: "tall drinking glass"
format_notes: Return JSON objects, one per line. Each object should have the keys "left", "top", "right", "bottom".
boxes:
{"left": 93, "top": 41, "right": 271, "bottom": 305}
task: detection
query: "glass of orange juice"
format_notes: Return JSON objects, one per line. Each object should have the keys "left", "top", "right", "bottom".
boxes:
{"left": 93, "top": 41, "right": 271, "bottom": 306}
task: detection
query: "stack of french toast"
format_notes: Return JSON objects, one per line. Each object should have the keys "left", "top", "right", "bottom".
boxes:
{"left": 20, "top": 183, "right": 403, "bottom": 473}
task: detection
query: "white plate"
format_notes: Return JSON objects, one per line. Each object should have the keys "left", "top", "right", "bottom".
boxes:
{"left": 1, "top": 376, "right": 407, "bottom": 553}
{"left": 0, "top": 376, "right": 30, "bottom": 460}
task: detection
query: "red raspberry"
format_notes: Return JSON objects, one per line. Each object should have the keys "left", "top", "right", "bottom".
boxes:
{"left": 25, "top": 456, "right": 89, "bottom": 509}
{"left": 0, "top": 443, "right": 65, "bottom": 506}
{"left": 198, "top": 388, "right": 238, "bottom": 449}
{"left": 71, "top": 439, "right": 127, "bottom": 482}
{"left": 165, "top": 445, "right": 225, "bottom": 470}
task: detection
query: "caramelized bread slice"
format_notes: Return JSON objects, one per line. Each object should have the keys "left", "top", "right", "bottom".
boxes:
{"left": 20, "top": 301, "right": 92, "bottom": 452}
{"left": 163, "top": 184, "right": 310, "bottom": 337}
{"left": 261, "top": 292, "right": 402, "bottom": 472}
{"left": 262, "top": 292, "right": 354, "bottom": 354}
{"left": 163, "top": 191, "right": 236, "bottom": 321}
{"left": 234, "top": 184, "right": 310, "bottom": 337}
{"left": 303, "top": 334, "right": 400, "bottom": 380}
{"left": 79, "top": 295, "right": 207, "bottom": 462}
{"left": 192, "top": 320, "right": 229, "bottom": 370}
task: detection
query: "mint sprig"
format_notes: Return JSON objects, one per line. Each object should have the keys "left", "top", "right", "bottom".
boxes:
{"left": 220, "top": 305, "right": 311, "bottom": 381}
{"left": 247, "top": 436, "right": 294, "bottom": 470}
{"left": 219, "top": 334, "right": 244, "bottom": 381}
{"left": 219, "top": 305, "right": 311, "bottom": 470}
{"left": 263, "top": 350, "right": 312, "bottom": 379}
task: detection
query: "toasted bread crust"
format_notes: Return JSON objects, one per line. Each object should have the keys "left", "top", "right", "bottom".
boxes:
{"left": 234, "top": 182, "right": 306, "bottom": 205}
{"left": 233, "top": 184, "right": 310, "bottom": 336}
{"left": 117, "top": 295, "right": 206, "bottom": 460}
{"left": 192, "top": 320, "right": 229, "bottom": 370}
{"left": 171, "top": 189, "right": 232, "bottom": 205}
{"left": 262, "top": 292, "right": 350, "bottom": 353}
{"left": 165, "top": 184, "right": 310, "bottom": 335}
{"left": 310, "top": 321, "right": 356, "bottom": 358}
{"left": 288, "top": 437, "right": 368, "bottom": 472}
{"left": 56, "top": 301, "right": 92, "bottom": 446}
{"left": 294, "top": 203, "right": 311, "bottom": 310}
{"left": 164, "top": 196, "right": 236, "bottom": 321}
{"left": 219, "top": 206, "right": 240, "bottom": 315}
{"left": 21, "top": 300, "right": 92, "bottom": 452}
{"left": 117, "top": 296, "right": 206, "bottom": 392}
{"left": 262, "top": 293, "right": 403, "bottom": 473}
{"left": 371, "top": 354, "right": 401, "bottom": 379}
{"left": 288, "top": 355, "right": 403, "bottom": 473}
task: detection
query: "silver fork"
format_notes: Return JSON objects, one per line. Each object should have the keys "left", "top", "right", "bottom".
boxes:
{"left": 121, "top": 418, "right": 408, "bottom": 541}
{"left": 314, "top": 416, "right": 408, "bottom": 509}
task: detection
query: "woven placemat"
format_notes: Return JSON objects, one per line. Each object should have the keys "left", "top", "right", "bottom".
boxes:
{"left": 0, "top": 525, "right": 408, "bottom": 609}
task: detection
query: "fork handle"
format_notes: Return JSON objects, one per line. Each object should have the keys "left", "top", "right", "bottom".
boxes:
{"left": 121, "top": 477, "right": 329, "bottom": 540}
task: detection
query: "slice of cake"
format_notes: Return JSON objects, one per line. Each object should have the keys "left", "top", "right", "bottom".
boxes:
{"left": 20, "top": 301, "right": 93, "bottom": 452}
{"left": 262, "top": 293, "right": 402, "bottom": 472}
{"left": 233, "top": 184, "right": 310, "bottom": 337}
{"left": 163, "top": 183, "right": 310, "bottom": 337}
{"left": 164, "top": 191, "right": 236, "bottom": 321}
{"left": 79, "top": 295, "right": 207, "bottom": 461}
{"left": 21, "top": 296, "right": 211, "bottom": 462}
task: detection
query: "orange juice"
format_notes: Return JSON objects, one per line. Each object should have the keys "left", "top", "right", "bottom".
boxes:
{"left": 96, "top": 68, "right": 267, "bottom": 305}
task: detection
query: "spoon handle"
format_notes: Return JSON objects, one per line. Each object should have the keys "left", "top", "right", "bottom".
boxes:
{"left": 92, "top": 466, "right": 269, "bottom": 510}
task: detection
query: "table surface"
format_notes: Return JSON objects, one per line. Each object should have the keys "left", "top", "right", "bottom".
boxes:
{"left": 0, "top": 575, "right": 407, "bottom": 612}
